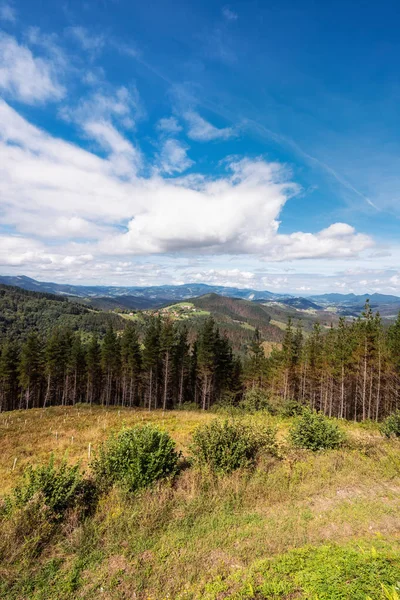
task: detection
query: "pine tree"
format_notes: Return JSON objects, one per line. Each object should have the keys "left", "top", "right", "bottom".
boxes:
{"left": 121, "top": 323, "right": 142, "bottom": 407}
{"left": 86, "top": 334, "right": 102, "bottom": 405}
{"left": 19, "top": 333, "right": 43, "bottom": 410}
{"left": 142, "top": 316, "right": 161, "bottom": 410}
{"left": 101, "top": 326, "right": 121, "bottom": 405}
{"left": 0, "top": 340, "right": 19, "bottom": 411}
{"left": 197, "top": 317, "right": 216, "bottom": 410}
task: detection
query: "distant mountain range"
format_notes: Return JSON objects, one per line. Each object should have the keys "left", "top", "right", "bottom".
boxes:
{"left": 1, "top": 275, "right": 400, "bottom": 317}
{"left": 0, "top": 275, "right": 284, "bottom": 307}
{"left": 309, "top": 292, "right": 400, "bottom": 305}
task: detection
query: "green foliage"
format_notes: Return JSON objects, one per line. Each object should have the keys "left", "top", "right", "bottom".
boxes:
{"left": 290, "top": 408, "right": 346, "bottom": 451}
{"left": 176, "top": 401, "right": 198, "bottom": 411}
{"left": 277, "top": 398, "right": 305, "bottom": 417}
{"left": 91, "top": 425, "right": 180, "bottom": 492}
{"left": 190, "top": 419, "right": 278, "bottom": 474}
{"left": 7, "top": 456, "right": 86, "bottom": 520}
{"left": 204, "top": 542, "right": 400, "bottom": 600}
{"left": 239, "top": 387, "right": 272, "bottom": 413}
{"left": 381, "top": 410, "right": 400, "bottom": 438}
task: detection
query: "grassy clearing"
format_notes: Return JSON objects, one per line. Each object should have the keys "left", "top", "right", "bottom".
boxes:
{"left": 1, "top": 407, "right": 400, "bottom": 599}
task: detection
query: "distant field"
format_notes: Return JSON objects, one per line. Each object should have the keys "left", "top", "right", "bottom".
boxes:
{"left": 1, "top": 406, "right": 400, "bottom": 599}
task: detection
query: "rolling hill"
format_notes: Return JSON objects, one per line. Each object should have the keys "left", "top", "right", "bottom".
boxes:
{"left": 0, "top": 284, "right": 126, "bottom": 338}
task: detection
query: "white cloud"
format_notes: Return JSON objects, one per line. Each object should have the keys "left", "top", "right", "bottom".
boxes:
{"left": 0, "top": 100, "right": 374, "bottom": 278}
{"left": 157, "top": 139, "right": 193, "bottom": 174}
{"left": 83, "top": 120, "right": 142, "bottom": 175}
{"left": 60, "top": 86, "right": 144, "bottom": 129}
{"left": 0, "top": 32, "right": 65, "bottom": 103}
{"left": 184, "top": 110, "right": 234, "bottom": 141}
{"left": 188, "top": 268, "right": 254, "bottom": 287}
{"left": 59, "top": 86, "right": 143, "bottom": 173}
{"left": 66, "top": 26, "right": 105, "bottom": 57}
{"left": 222, "top": 6, "right": 238, "bottom": 21}
{"left": 157, "top": 116, "right": 182, "bottom": 134}
{"left": 0, "top": 236, "right": 49, "bottom": 266}
{"left": 0, "top": 1, "right": 16, "bottom": 23}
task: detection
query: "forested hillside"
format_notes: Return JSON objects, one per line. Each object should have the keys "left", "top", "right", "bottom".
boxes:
{"left": 1, "top": 282, "right": 400, "bottom": 421}
{"left": 0, "top": 284, "right": 125, "bottom": 338}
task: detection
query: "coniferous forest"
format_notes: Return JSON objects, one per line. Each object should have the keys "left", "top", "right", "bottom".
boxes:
{"left": 1, "top": 283, "right": 400, "bottom": 421}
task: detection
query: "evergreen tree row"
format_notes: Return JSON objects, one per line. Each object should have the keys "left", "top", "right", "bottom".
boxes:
{"left": 1, "top": 300, "right": 400, "bottom": 420}
{"left": 246, "top": 301, "right": 400, "bottom": 421}
{"left": 0, "top": 317, "right": 242, "bottom": 412}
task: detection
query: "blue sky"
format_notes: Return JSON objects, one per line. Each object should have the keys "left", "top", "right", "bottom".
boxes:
{"left": 0, "top": 0, "right": 400, "bottom": 293}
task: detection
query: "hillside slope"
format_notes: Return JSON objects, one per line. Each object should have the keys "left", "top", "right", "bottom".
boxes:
{"left": 1, "top": 406, "right": 400, "bottom": 599}
{"left": 0, "top": 284, "right": 126, "bottom": 338}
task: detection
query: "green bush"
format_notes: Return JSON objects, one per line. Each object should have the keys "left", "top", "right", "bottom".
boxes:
{"left": 289, "top": 409, "right": 346, "bottom": 451}
{"left": 278, "top": 398, "right": 305, "bottom": 417}
{"left": 239, "top": 388, "right": 272, "bottom": 413}
{"left": 7, "top": 456, "right": 86, "bottom": 520}
{"left": 190, "top": 419, "right": 278, "bottom": 474}
{"left": 91, "top": 425, "right": 180, "bottom": 493}
{"left": 381, "top": 410, "right": 400, "bottom": 438}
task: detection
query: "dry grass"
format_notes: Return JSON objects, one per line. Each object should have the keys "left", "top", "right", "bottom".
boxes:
{"left": 1, "top": 406, "right": 400, "bottom": 599}
{"left": 0, "top": 405, "right": 213, "bottom": 494}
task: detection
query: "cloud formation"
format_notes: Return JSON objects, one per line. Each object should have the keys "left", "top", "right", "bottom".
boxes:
{"left": 0, "top": 2, "right": 15, "bottom": 23}
{"left": 0, "top": 99, "right": 372, "bottom": 271}
{"left": 157, "top": 139, "right": 193, "bottom": 174}
{"left": 0, "top": 32, "right": 64, "bottom": 103}
{"left": 184, "top": 110, "right": 234, "bottom": 141}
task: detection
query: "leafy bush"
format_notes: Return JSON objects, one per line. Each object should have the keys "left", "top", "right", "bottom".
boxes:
{"left": 91, "top": 425, "right": 180, "bottom": 493}
{"left": 7, "top": 456, "right": 86, "bottom": 520}
{"left": 289, "top": 409, "right": 346, "bottom": 451}
{"left": 190, "top": 419, "right": 278, "bottom": 474}
{"left": 239, "top": 388, "right": 272, "bottom": 413}
{"left": 381, "top": 410, "right": 400, "bottom": 438}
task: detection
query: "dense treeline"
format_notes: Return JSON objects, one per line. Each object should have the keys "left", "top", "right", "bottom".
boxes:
{"left": 0, "top": 284, "right": 126, "bottom": 338}
{"left": 262, "top": 301, "right": 400, "bottom": 421}
{"left": 1, "top": 296, "right": 400, "bottom": 420}
{"left": 0, "top": 317, "right": 242, "bottom": 412}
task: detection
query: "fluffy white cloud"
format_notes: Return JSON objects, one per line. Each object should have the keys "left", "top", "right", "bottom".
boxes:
{"left": 184, "top": 110, "right": 234, "bottom": 141}
{"left": 60, "top": 86, "right": 144, "bottom": 129}
{"left": 187, "top": 268, "right": 254, "bottom": 287}
{"left": 0, "top": 32, "right": 65, "bottom": 103}
{"left": 157, "top": 139, "right": 193, "bottom": 174}
{"left": 0, "top": 100, "right": 374, "bottom": 275}
{"left": 156, "top": 116, "right": 182, "bottom": 134}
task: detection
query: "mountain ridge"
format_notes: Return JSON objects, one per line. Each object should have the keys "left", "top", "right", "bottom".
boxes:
{"left": 2, "top": 274, "right": 399, "bottom": 304}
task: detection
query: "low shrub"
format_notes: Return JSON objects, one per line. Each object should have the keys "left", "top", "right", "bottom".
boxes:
{"left": 190, "top": 419, "right": 278, "bottom": 474}
{"left": 91, "top": 424, "right": 180, "bottom": 493}
{"left": 381, "top": 411, "right": 400, "bottom": 438}
{"left": 277, "top": 398, "right": 305, "bottom": 417}
{"left": 289, "top": 409, "right": 346, "bottom": 451}
{"left": 5, "top": 455, "right": 87, "bottom": 521}
{"left": 0, "top": 495, "right": 55, "bottom": 564}
{"left": 239, "top": 388, "right": 272, "bottom": 413}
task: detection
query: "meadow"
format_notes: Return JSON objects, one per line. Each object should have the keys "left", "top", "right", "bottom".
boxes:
{"left": 1, "top": 405, "right": 400, "bottom": 599}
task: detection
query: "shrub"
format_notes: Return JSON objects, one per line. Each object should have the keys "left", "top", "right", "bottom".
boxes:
{"left": 381, "top": 411, "right": 400, "bottom": 438}
{"left": 7, "top": 456, "right": 86, "bottom": 520}
{"left": 289, "top": 409, "right": 346, "bottom": 451}
{"left": 190, "top": 419, "right": 278, "bottom": 474}
{"left": 278, "top": 398, "right": 305, "bottom": 417}
{"left": 240, "top": 388, "right": 272, "bottom": 413}
{"left": 91, "top": 425, "right": 180, "bottom": 493}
